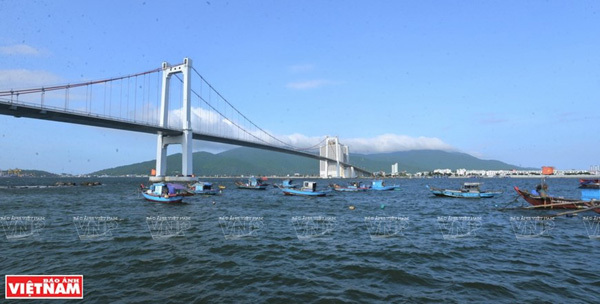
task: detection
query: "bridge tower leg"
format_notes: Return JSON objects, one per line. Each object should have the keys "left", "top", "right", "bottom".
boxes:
{"left": 151, "top": 58, "right": 194, "bottom": 182}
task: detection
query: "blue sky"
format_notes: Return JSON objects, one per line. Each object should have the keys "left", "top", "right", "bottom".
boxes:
{"left": 1, "top": 0, "right": 599, "bottom": 174}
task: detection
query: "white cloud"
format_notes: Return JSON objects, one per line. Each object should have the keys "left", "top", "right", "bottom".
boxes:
{"left": 152, "top": 107, "right": 456, "bottom": 155}
{"left": 285, "top": 79, "right": 338, "bottom": 90}
{"left": 194, "top": 141, "right": 237, "bottom": 154}
{"left": 0, "top": 44, "right": 41, "bottom": 56}
{"left": 0, "top": 69, "right": 63, "bottom": 90}
{"left": 343, "top": 133, "right": 455, "bottom": 154}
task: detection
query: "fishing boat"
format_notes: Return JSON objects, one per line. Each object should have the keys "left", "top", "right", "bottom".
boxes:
{"left": 369, "top": 180, "right": 400, "bottom": 191}
{"left": 281, "top": 181, "right": 330, "bottom": 197}
{"left": 235, "top": 176, "right": 269, "bottom": 190}
{"left": 579, "top": 179, "right": 600, "bottom": 189}
{"left": 189, "top": 181, "right": 220, "bottom": 195}
{"left": 515, "top": 180, "right": 600, "bottom": 209}
{"left": 332, "top": 181, "right": 368, "bottom": 192}
{"left": 514, "top": 185, "right": 600, "bottom": 211}
{"left": 274, "top": 179, "right": 298, "bottom": 189}
{"left": 141, "top": 183, "right": 190, "bottom": 203}
{"left": 427, "top": 182, "right": 502, "bottom": 198}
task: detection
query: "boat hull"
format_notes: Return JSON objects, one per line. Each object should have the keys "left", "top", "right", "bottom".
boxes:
{"left": 369, "top": 180, "right": 399, "bottom": 191}
{"left": 333, "top": 185, "right": 368, "bottom": 192}
{"left": 369, "top": 186, "right": 399, "bottom": 191}
{"left": 333, "top": 188, "right": 368, "bottom": 192}
{"left": 142, "top": 192, "right": 184, "bottom": 203}
{"left": 580, "top": 179, "right": 600, "bottom": 189}
{"left": 513, "top": 186, "right": 588, "bottom": 209}
{"left": 236, "top": 185, "right": 269, "bottom": 190}
{"left": 281, "top": 188, "right": 329, "bottom": 197}
{"left": 427, "top": 185, "right": 501, "bottom": 198}
{"left": 192, "top": 190, "right": 220, "bottom": 195}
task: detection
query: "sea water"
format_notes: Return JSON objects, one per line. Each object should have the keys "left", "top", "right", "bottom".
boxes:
{"left": 1, "top": 177, "right": 599, "bottom": 303}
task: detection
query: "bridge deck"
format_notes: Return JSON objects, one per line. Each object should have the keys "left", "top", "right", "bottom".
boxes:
{"left": 0, "top": 100, "right": 372, "bottom": 176}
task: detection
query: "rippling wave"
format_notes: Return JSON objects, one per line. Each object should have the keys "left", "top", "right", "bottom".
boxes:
{"left": 1, "top": 177, "right": 599, "bottom": 303}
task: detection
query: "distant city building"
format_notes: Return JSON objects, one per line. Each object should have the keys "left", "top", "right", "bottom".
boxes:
{"left": 433, "top": 169, "right": 452, "bottom": 175}
{"left": 391, "top": 163, "right": 399, "bottom": 176}
{"left": 420, "top": 168, "right": 597, "bottom": 178}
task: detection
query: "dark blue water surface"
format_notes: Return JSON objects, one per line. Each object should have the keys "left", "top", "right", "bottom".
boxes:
{"left": 1, "top": 177, "right": 599, "bottom": 303}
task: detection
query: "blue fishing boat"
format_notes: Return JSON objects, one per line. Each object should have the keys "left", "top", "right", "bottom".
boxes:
{"left": 141, "top": 183, "right": 191, "bottom": 203}
{"left": 427, "top": 182, "right": 502, "bottom": 198}
{"left": 332, "top": 181, "right": 369, "bottom": 192}
{"left": 369, "top": 180, "right": 400, "bottom": 191}
{"left": 281, "top": 181, "right": 331, "bottom": 197}
{"left": 189, "top": 181, "right": 220, "bottom": 195}
{"left": 235, "top": 176, "right": 269, "bottom": 190}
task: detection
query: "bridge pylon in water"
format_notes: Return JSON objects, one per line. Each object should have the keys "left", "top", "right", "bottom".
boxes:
{"left": 150, "top": 58, "right": 194, "bottom": 182}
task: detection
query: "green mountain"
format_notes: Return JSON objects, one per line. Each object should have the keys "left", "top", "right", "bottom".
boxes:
{"left": 91, "top": 147, "right": 526, "bottom": 176}
{"left": 0, "top": 169, "right": 59, "bottom": 177}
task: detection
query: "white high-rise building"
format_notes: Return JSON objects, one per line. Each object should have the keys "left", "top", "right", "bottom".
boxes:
{"left": 391, "top": 163, "right": 399, "bottom": 176}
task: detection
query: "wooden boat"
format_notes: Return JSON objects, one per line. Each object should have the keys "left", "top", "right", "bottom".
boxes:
{"left": 513, "top": 186, "right": 591, "bottom": 209}
{"left": 332, "top": 181, "right": 368, "bottom": 192}
{"left": 141, "top": 183, "right": 190, "bottom": 203}
{"left": 189, "top": 181, "right": 220, "bottom": 195}
{"left": 235, "top": 176, "right": 269, "bottom": 190}
{"left": 427, "top": 182, "right": 502, "bottom": 198}
{"left": 369, "top": 180, "right": 400, "bottom": 191}
{"left": 281, "top": 181, "right": 330, "bottom": 197}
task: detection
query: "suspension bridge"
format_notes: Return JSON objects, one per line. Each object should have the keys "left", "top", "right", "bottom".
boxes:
{"left": 0, "top": 58, "right": 372, "bottom": 180}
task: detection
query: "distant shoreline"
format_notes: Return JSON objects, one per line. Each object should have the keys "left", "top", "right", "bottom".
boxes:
{"left": 447, "top": 175, "right": 600, "bottom": 179}
{"left": 3, "top": 175, "right": 598, "bottom": 179}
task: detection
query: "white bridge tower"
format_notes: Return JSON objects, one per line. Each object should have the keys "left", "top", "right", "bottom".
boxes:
{"left": 151, "top": 58, "right": 194, "bottom": 182}
{"left": 319, "top": 136, "right": 354, "bottom": 178}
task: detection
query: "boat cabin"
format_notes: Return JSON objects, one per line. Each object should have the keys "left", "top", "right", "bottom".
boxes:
{"left": 248, "top": 177, "right": 267, "bottom": 187}
{"left": 148, "top": 183, "right": 187, "bottom": 196}
{"left": 350, "top": 181, "right": 366, "bottom": 188}
{"left": 191, "top": 182, "right": 213, "bottom": 192}
{"left": 302, "top": 181, "right": 317, "bottom": 192}
{"left": 248, "top": 177, "right": 259, "bottom": 186}
{"left": 461, "top": 183, "right": 481, "bottom": 193}
{"left": 371, "top": 180, "right": 386, "bottom": 188}
{"left": 282, "top": 179, "right": 295, "bottom": 188}
{"left": 149, "top": 183, "right": 166, "bottom": 196}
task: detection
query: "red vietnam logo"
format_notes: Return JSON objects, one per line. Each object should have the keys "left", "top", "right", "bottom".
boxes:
{"left": 5, "top": 275, "right": 83, "bottom": 299}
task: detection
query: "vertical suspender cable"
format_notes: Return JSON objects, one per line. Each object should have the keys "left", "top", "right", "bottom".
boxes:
{"left": 134, "top": 76, "right": 138, "bottom": 122}
{"left": 119, "top": 78, "right": 123, "bottom": 119}
{"left": 89, "top": 84, "right": 93, "bottom": 114}
{"left": 127, "top": 77, "right": 130, "bottom": 120}
{"left": 103, "top": 81, "right": 107, "bottom": 116}
{"left": 65, "top": 85, "right": 69, "bottom": 110}
{"left": 109, "top": 81, "right": 112, "bottom": 117}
